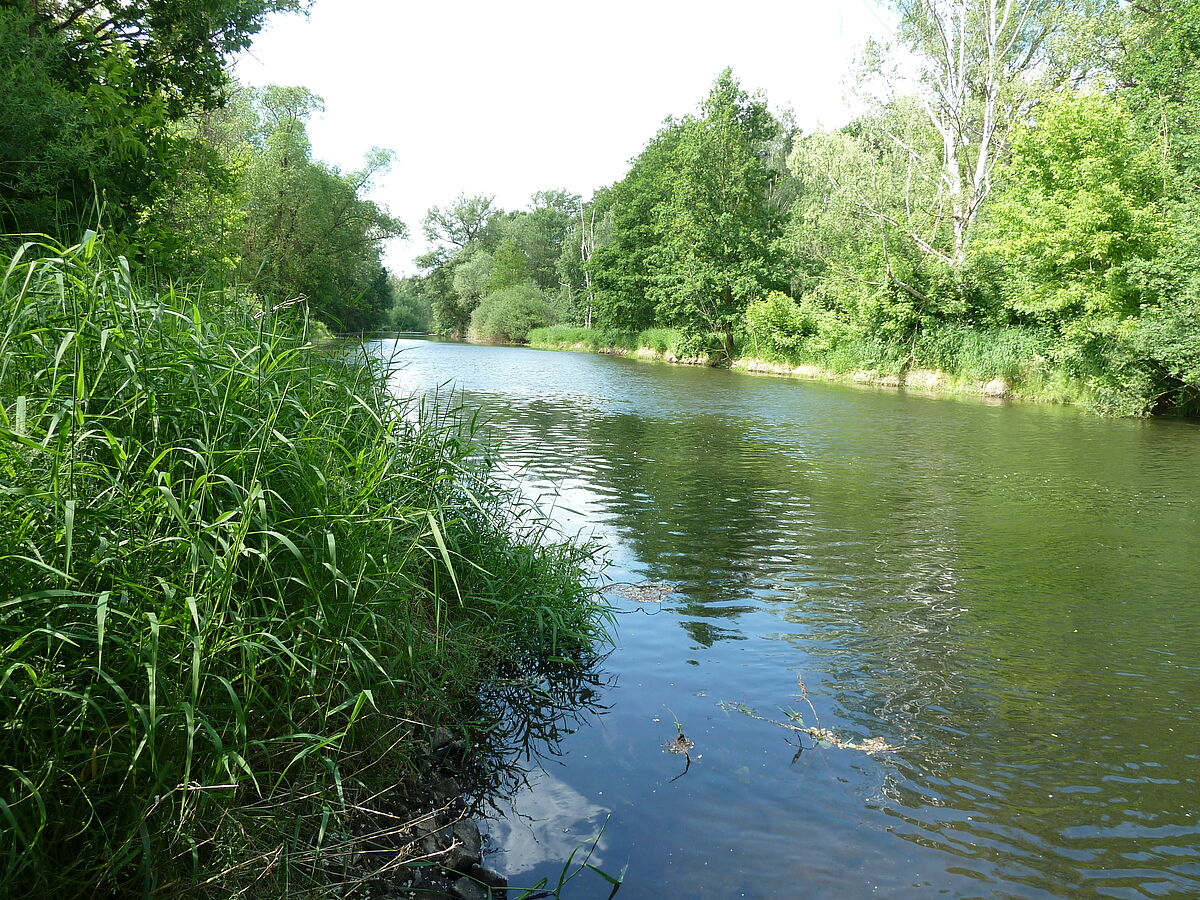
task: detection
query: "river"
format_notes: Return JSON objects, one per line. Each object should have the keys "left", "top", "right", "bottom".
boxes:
{"left": 376, "top": 337, "right": 1200, "bottom": 900}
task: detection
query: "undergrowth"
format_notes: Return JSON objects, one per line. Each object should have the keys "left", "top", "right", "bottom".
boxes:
{"left": 0, "top": 235, "right": 610, "bottom": 896}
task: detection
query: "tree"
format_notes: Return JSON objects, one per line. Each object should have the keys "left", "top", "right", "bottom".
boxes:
{"left": 499, "top": 190, "right": 580, "bottom": 290}
{"left": 422, "top": 193, "right": 499, "bottom": 249}
{"left": 972, "top": 91, "right": 1165, "bottom": 326}
{"left": 0, "top": 10, "right": 94, "bottom": 236}
{"left": 1117, "top": 0, "right": 1200, "bottom": 188}
{"left": 0, "top": 0, "right": 305, "bottom": 241}
{"left": 557, "top": 189, "right": 614, "bottom": 328}
{"left": 11, "top": 0, "right": 306, "bottom": 114}
{"left": 236, "top": 86, "right": 405, "bottom": 330}
{"left": 470, "top": 283, "right": 557, "bottom": 343}
{"left": 486, "top": 237, "right": 533, "bottom": 292}
{"left": 784, "top": 100, "right": 965, "bottom": 336}
{"left": 452, "top": 248, "right": 494, "bottom": 308}
{"left": 650, "top": 69, "right": 783, "bottom": 360}
{"left": 886, "top": 0, "right": 1096, "bottom": 262}
{"left": 588, "top": 122, "right": 685, "bottom": 330}
{"left": 387, "top": 275, "right": 433, "bottom": 332}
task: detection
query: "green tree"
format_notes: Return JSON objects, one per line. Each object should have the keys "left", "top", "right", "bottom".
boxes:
{"left": 0, "top": 0, "right": 304, "bottom": 240}
{"left": 500, "top": 189, "right": 580, "bottom": 290}
{"left": 0, "top": 10, "right": 94, "bottom": 236}
{"left": 650, "top": 69, "right": 783, "bottom": 360}
{"left": 557, "top": 188, "right": 615, "bottom": 327}
{"left": 784, "top": 100, "right": 964, "bottom": 337}
{"left": 453, "top": 248, "right": 494, "bottom": 308}
{"left": 1117, "top": 0, "right": 1200, "bottom": 188}
{"left": 588, "top": 122, "right": 685, "bottom": 331}
{"left": 883, "top": 0, "right": 1103, "bottom": 263}
{"left": 237, "top": 86, "right": 405, "bottom": 330}
{"left": 972, "top": 90, "right": 1165, "bottom": 326}
{"left": 486, "top": 237, "right": 533, "bottom": 292}
{"left": 387, "top": 275, "right": 433, "bottom": 332}
{"left": 470, "top": 283, "right": 557, "bottom": 343}
{"left": 422, "top": 192, "right": 500, "bottom": 249}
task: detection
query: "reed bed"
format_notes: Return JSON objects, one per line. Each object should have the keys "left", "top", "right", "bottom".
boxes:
{"left": 0, "top": 235, "right": 608, "bottom": 897}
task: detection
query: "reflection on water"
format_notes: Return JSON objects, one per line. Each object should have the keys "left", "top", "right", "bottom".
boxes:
{"left": 378, "top": 338, "right": 1200, "bottom": 899}
{"left": 485, "top": 768, "right": 611, "bottom": 877}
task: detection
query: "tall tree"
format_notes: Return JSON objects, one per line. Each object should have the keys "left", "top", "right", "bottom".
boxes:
{"left": 500, "top": 189, "right": 580, "bottom": 290}
{"left": 9, "top": 0, "right": 305, "bottom": 113}
{"left": 422, "top": 193, "right": 499, "bottom": 250}
{"left": 650, "top": 68, "right": 783, "bottom": 359}
{"left": 588, "top": 122, "right": 685, "bottom": 330}
{"left": 888, "top": 0, "right": 1094, "bottom": 263}
{"left": 0, "top": 0, "right": 304, "bottom": 239}
{"left": 237, "top": 86, "right": 405, "bottom": 330}
{"left": 972, "top": 90, "right": 1165, "bottom": 326}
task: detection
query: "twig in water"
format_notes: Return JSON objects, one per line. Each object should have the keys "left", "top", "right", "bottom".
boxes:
{"left": 719, "top": 702, "right": 903, "bottom": 755}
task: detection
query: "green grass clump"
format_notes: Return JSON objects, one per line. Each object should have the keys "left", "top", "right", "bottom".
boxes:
{"left": 526, "top": 325, "right": 634, "bottom": 352}
{"left": 0, "top": 235, "right": 609, "bottom": 896}
{"left": 527, "top": 325, "right": 686, "bottom": 357}
{"left": 633, "top": 328, "right": 683, "bottom": 356}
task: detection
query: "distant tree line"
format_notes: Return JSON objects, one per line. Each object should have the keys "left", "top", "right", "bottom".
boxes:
{"left": 410, "top": 1, "right": 1200, "bottom": 415}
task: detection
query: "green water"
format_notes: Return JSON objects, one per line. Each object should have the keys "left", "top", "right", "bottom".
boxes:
{"left": 380, "top": 338, "right": 1200, "bottom": 899}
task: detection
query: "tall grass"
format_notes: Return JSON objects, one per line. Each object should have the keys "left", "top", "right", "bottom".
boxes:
{"left": 527, "top": 326, "right": 686, "bottom": 357}
{"left": 0, "top": 235, "right": 609, "bottom": 896}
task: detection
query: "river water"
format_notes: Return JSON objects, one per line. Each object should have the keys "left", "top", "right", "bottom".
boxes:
{"left": 376, "top": 337, "right": 1200, "bottom": 900}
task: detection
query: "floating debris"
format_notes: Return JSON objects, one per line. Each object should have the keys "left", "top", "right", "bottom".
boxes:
{"left": 663, "top": 733, "right": 695, "bottom": 755}
{"left": 610, "top": 581, "right": 676, "bottom": 603}
{"left": 719, "top": 702, "right": 902, "bottom": 755}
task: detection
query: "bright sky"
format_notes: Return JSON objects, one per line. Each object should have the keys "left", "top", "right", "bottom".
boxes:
{"left": 234, "top": 0, "right": 896, "bottom": 275}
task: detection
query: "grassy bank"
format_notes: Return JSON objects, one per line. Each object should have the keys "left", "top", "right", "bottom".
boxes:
{"left": 0, "top": 236, "right": 609, "bottom": 896}
{"left": 528, "top": 324, "right": 1107, "bottom": 408}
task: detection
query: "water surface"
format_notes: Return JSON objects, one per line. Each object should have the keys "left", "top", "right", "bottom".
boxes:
{"left": 377, "top": 338, "right": 1200, "bottom": 899}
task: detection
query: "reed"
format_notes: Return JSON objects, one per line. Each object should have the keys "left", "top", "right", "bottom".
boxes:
{"left": 0, "top": 235, "right": 608, "bottom": 896}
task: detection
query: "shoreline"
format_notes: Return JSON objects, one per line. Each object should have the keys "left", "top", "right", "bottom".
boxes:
{"left": 530, "top": 339, "right": 1022, "bottom": 405}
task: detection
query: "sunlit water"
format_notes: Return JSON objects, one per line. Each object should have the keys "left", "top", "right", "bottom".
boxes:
{"left": 374, "top": 338, "right": 1200, "bottom": 900}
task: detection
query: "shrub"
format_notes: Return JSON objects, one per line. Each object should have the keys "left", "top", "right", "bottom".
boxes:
{"left": 469, "top": 283, "right": 557, "bottom": 343}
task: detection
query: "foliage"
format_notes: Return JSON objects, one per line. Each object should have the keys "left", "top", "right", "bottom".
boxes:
{"left": 0, "top": 0, "right": 304, "bottom": 241}
{"left": 971, "top": 90, "right": 1166, "bottom": 325}
{"left": 387, "top": 275, "right": 433, "bottom": 332}
{"left": 422, "top": 193, "right": 500, "bottom": 249}
{"left": 486, "top": 237, "right": 534, "bottom": 293}
{"left": 235, "top": 86, "right": 406, "bottom": 331}
{"left": 0, "top": 237, "right": 607, "bottom": 895}
{"left": 470, "top": 283, "right": 558, "bottom": 343}
{"left": 784, "top": 110, "right": 961, "bottom": 336}
{"left": 1117, "top": 0, "right": 1200, "bottom": 189}
{"left": 0, "top": 10, "right": 95, "bottom": 238}
{"left": 885, "top": 0, "right": 1100, "bottom": 262}
{"left": 500, "top": 190, "right": 581, "bottom": 291}
{"left": 649, "top": 69, "right": 784, "bottom": 359}
{"left": 588, "top": 123, "right": 686, "bottom": 331}
{"left": 743, "top": 292, "right": 821, "bottom": 357}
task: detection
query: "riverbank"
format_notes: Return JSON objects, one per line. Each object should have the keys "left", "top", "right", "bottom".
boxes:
{"left": 0, "top": 239, "right": 609, "bottom": 897}
{"left": 526, "top": 326, "right": 1100, "bottom": 410}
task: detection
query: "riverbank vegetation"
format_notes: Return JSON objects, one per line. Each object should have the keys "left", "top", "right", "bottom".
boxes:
{"left": 410, "top": 1, "right": 1200, "bottom": 416}
{"left": 0, "top": 3, "right": 607, "bottom": 894}
{"left": 0, "top": 236, "right": 608, "bottom": 895}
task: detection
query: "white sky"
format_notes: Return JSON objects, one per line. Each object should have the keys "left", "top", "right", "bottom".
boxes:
{"left": 234, "top": 0, "right": 896, "bottom": 275}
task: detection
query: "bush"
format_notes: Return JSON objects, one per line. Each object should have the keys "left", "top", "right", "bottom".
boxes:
{"left": 469, "top": 283, "right": 557, "bottom": 343}
{"left": 743, "top": 292, "right": 819, "bottom": 358}
{"left": 635, "top": 327, "right": 684, "bottom": 356}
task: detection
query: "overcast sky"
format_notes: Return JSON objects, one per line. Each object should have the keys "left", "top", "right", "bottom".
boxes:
{"left": 234, "top": 0, "right": 896, "bottom": 274}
